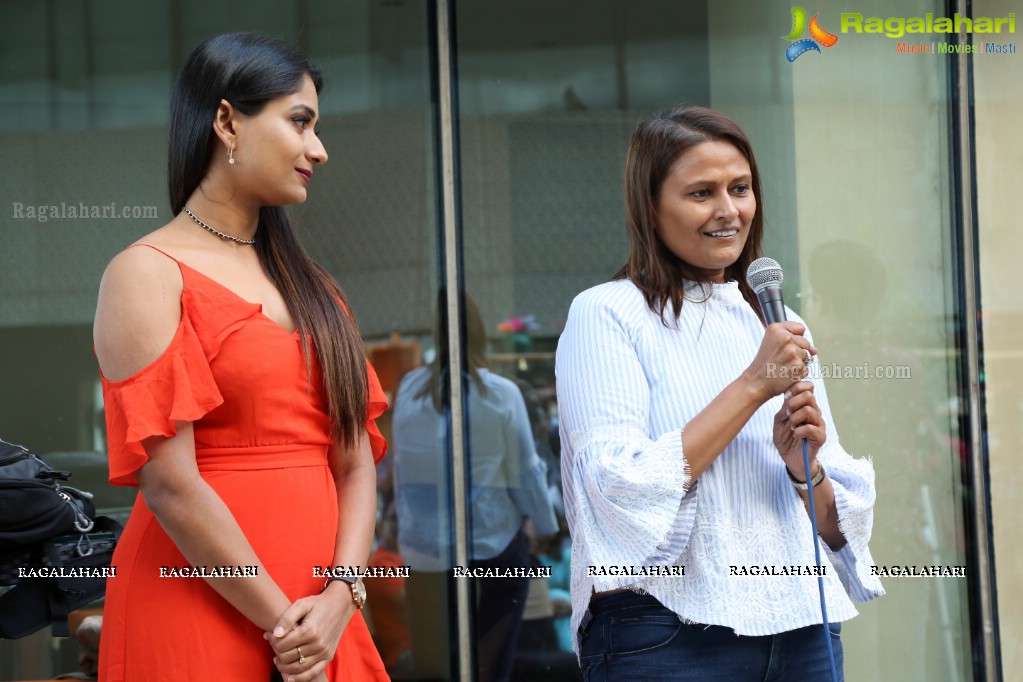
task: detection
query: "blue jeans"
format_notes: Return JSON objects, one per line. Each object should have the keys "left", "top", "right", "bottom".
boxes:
{"left": 578, "top": 592, "right": 843, "bottom": 681}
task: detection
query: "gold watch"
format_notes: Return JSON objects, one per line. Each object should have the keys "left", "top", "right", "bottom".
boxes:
{"left": 322, "top": 575, "right": 366, "bottom": 610}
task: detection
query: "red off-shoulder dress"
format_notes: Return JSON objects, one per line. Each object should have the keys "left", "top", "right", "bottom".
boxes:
{"left": 97, "top": 245, "right": 390, "bottom": 681}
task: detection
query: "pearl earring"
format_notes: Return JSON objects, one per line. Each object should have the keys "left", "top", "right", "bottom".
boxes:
{"left": 228, "top": 147, "right": 235, "bottom": 165}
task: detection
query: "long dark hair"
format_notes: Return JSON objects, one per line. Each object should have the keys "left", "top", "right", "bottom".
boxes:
{"left": 415, "top": 290, "right": 489, "bottom": 412}
{"left": 169, "top": 32, "right": 367, "bottom": 453}
{"left": 613, "top": 104, "right": 765, "bottom": 325}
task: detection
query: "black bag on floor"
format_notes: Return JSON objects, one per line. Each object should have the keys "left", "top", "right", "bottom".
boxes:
{"left": 0, "top": 439, "right": 97, "bottom": 552}
{"left": 0, "top": 439, "right": 122, "bottom": 638}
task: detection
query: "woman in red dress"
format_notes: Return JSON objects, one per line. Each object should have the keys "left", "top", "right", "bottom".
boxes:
{"left": 94, "top": 32, "right": 389, "bottom": 681}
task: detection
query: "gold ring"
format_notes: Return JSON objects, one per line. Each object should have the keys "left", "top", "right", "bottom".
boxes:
{"left": 803, "top": 349, "right": 812, "bottom": 365}
{"left": 297, "top": 646, "right": 305, "bottom": 665}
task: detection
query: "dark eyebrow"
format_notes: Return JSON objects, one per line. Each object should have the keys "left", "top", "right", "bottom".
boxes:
{"left": 681, "top": 173, "right": 752, "bottom": 190}
{"left": 288, "top": 104, "right": 318, "bottom": 120}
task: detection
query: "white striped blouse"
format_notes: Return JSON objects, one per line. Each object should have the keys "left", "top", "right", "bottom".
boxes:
{"left": 556, "top": 278, "right": 884, "bottom": 646}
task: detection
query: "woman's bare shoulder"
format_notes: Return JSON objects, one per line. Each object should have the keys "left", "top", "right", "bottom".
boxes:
{"left": 94, "top": 234, "right": 186, "bottom": 382}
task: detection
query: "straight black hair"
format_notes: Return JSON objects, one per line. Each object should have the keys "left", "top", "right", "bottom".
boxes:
{"left": 169, "top": 32, "right": 368, "bottom": 455}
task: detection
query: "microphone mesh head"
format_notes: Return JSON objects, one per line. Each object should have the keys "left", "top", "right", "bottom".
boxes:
{"left": 746, "top": 257, "right": 784, "bottom": 292}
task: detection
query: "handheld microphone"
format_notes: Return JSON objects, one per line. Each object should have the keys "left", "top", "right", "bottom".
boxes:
{"left": 746, "top": 256, "right": 838, "bottom": 682}
{"left": 745, "top": 257, "right": 786, "bottom": 324}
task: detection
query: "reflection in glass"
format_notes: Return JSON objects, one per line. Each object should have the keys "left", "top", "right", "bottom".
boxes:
{"left": 391, "top": 294, "right": 558, "bottom": 681}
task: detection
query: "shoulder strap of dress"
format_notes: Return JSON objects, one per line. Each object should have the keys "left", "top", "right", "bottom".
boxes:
{"left": 123, "top": 244, "right": 191, "bottom": 298}
{"left": 125, "top": 242, "right": 179, "bottom": 263}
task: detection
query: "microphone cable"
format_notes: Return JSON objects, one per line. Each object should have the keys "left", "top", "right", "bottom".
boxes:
{"left": 803, "top": 436, "right": 838, "bottom": 682}
{"left": 747, "top": 256, "right": 839, "bottom": 680}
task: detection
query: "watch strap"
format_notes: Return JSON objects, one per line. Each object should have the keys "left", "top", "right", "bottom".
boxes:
{"left": 322, "top": 574, "right": 358, "bottom": 588}
{"left": 788, "top": 463, "right": 826, "bottom": 490}
{"left": 321, "top": 575, "right": 365, "bottom": 609}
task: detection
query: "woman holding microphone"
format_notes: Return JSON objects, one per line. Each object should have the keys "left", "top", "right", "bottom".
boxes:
{"left": 556, "top": 105, "right": 883, "bottom": 681}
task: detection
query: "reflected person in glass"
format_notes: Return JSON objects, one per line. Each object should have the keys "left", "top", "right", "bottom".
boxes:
{"left": 93, "top": 33, "right": 389, "bottom": 682}
{"left": 391, "top": 294, "right": 559, "bottom": 682}
{"left": 555, "top": 105, "right": 884, "bottom": 681}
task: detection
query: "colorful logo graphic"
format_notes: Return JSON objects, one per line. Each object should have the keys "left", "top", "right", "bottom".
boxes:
{"left": 783, "top": 7, "right": 839, "bottom": 61}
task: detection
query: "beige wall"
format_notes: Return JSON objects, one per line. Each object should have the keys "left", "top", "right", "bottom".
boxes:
{"left": 974, "top": 0, "right": 1023, "bottom": 674}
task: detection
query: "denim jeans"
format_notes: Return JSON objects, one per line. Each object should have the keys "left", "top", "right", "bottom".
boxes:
{"left": 577, "top": 591, "right": 843, "bottom": 681}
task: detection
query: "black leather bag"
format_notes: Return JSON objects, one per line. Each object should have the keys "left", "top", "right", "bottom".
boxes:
{"left": 0, "top": 439, "right": 96, "bottom": 552}
{"left": 0, "top": 517, "right": 122, "bottom": 638}
{"left": 0, "top": 439, "right": 122, "bottom": 638}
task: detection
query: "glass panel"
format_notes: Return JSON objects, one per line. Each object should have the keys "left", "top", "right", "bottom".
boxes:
{"left": 0, "top": 1, "right": 438, "bottom": 678}
{"left": 775, "top": 0, "right": 970, "bottom": 677}
{"left": 456, "top": 0, "right": 973, "bottom": 680}
{"left": 973, "top": 0, "right": 1022, "bottom": 675}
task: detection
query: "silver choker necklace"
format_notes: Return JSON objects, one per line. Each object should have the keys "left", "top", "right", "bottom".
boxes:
{"left": 182, "top": 206, "right": 256, "bottom": 245}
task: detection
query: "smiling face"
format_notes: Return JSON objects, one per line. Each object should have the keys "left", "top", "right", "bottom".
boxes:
{"left": 233, "top": 74, "right": 328, "bottom": 206}
{"left": 654, "top": 140, "right": 756, "bottom": 283}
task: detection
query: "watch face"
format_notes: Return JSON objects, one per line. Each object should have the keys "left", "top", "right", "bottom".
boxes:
{"left": 354, "top": 578, "right": 367, "bottom": 606}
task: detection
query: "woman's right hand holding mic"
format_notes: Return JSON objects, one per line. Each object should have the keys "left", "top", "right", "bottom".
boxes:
{"left": 681, "top": 321, "right": 817, "bottom": 483}
{"left": 741, "top": 321, "right": 817, "bottom": 403}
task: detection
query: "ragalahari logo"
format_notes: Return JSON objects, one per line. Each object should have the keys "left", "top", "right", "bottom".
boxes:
{"left": 783, "top": 7, "right": 839, "bottom": 61}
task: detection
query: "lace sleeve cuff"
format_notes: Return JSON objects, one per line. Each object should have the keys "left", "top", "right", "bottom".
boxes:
{"left": 570, "top": 425, "right": 695, "bottom": 590}
{"left": 823, "top": 455, "right": 885, "bottom": 601}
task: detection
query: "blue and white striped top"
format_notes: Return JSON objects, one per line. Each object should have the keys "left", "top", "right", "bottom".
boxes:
{"left": 392, "top": 367, "right": 558, "bottom": 571}
{"left": 556, "top": 278, "right": 884, "bottom": 645}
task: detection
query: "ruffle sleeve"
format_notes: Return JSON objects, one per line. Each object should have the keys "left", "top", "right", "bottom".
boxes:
{"left": 365, "top": 359, "right": 389, "bottom": 464}
{"left": 100, "top": 311, "right": 224, "bottom": 487}
{"left": 821, "top": 452, "right": 886, "bottom": 601}
{"left": 556, "top": 288, "right": 693, "bottom": 590}
{"left": 499, "top": 378, "right": 558, "bottom": 535}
